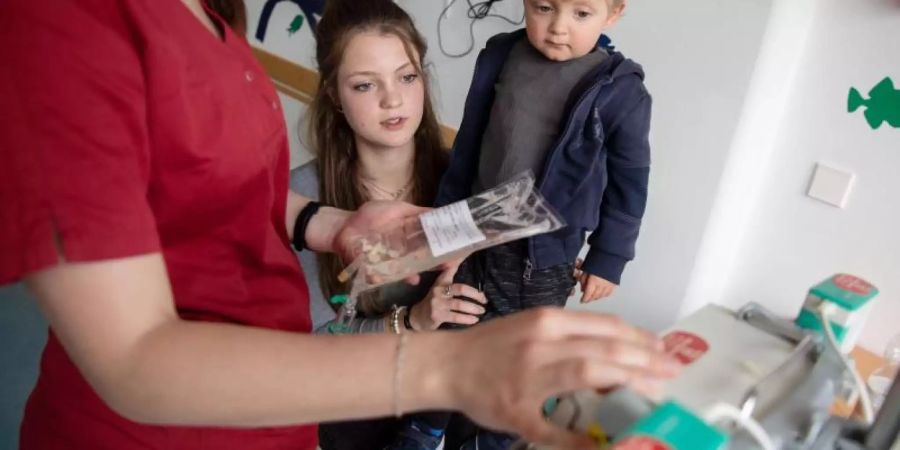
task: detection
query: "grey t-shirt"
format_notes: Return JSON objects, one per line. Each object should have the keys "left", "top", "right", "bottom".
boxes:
{"left": 289, "top": 160, "right": 433, "bottom": 333}
{"left": 476, "top": 40, "right": 608, "bottom": 192}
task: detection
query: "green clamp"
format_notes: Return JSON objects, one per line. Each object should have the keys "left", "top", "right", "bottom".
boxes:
{"left": 329, "top": 294, "right": 349, "bottom": 306}
{"left": 326, "top": 323, "right": 351, "bottom": 334}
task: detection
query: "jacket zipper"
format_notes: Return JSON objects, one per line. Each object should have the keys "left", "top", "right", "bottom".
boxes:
{"left": 528, "top": 81, "right": 604, "bottom": 267}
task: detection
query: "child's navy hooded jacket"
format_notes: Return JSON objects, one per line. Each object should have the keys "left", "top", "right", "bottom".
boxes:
{"left": 435, "top": 30, "right": 652, "bottom": 284}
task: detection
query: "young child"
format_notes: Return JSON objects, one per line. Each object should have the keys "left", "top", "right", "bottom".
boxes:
{"left": 393, "top": 0, "right": 651, "bottom": 448}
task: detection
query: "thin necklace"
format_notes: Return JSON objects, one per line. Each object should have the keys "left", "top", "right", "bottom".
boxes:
{"left": 360, "top": 176, "right": 413, "bottom": 201}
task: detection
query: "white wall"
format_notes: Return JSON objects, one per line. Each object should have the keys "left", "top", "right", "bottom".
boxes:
{"left": 683, "top": 0, "right": 819, "bottom": 320}
{"left": 707, "top": 0, "right": 900, "bottom": 353}
{"left": 566, "top": 0, "right": 775, "bottom": 332}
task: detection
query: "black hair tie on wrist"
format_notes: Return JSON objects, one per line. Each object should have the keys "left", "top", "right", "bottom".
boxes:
{"left": 403, "top": 308, "right": 414, "bottom": 331}
{"left": 292, "top": 201, "right": 321, "bottom": 251}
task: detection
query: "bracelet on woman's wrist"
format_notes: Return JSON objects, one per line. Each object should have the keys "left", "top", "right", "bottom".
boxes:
{"left": 291, "top": 201, "right": 321, "bottom": 251}
{"left": 391, "top": 307, "right": 399, "bottom": 334}
{"left": 388, "top": 305, "right": 414, "bottom": 334}
{"left": 392, "top": 332, "right": 408, "bottom": 417}
{"left": 403, "top": 307, "right": 414, "bottom": 331}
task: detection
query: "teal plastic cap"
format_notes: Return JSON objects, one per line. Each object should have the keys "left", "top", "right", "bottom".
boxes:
{"left": 810, "top": 274, "right": 878, "bottom": 311}
{"left": 615, "top": 401, "right": 727, "bottom": 450}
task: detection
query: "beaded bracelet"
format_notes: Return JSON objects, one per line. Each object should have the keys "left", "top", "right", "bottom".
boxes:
{"left": 390, "top": 305, "right": 407, "bottom": 335}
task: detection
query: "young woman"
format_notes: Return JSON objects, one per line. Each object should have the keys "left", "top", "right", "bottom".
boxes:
{"left": 289, "top": 2, "right": 488, "bottom": 448}
{"left": 0, "top": 1, "right": 679, "bottom": 449}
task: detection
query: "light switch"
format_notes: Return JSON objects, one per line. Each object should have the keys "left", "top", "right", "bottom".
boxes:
{"left": 807, "top": 163, "right": 855, "bottom": 208}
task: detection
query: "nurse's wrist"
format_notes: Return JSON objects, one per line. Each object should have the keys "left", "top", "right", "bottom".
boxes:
{"left": 305, "top": 206, "right": 351, "bottom": 254}
{"left": 399, "top": 331, "right": 454, "bottom": 412}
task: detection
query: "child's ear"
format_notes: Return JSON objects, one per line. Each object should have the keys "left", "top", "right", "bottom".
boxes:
{"left": 607, "top": 2, "right": 626, "bottom": 26}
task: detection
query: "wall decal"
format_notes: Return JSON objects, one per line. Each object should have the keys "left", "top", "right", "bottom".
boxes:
{"left": 848, "top": 77, "right": 900, "bottom": 130}
{"left": 255, "top": 0, "right": 324, "bottom": 42}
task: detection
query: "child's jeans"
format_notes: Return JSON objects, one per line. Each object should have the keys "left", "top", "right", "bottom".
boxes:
{"left": 451, "top": 240, "right": 577, "bottom": 323}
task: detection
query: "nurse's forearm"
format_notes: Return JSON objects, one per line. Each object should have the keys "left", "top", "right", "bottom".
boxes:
{"left": 25, "top": 253, "right": 453, "bottom": 428}
{"left": 115, "top": 320, "right": 451, "bottom": 426}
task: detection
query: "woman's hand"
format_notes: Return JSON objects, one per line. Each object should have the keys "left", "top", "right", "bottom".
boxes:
{"left": 434, "top": 308, "right": 680, "bottom": 449}
{"left": 408, "top": 267, "right": 487, "bottom": 331}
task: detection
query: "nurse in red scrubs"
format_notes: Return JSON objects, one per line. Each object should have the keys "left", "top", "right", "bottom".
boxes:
{"left": 0, "top": 1, "right": 680, "bottom": 449}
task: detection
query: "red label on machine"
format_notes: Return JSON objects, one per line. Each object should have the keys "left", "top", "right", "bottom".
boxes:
{"left": 614, "top": 436, "right": 672, "bottom": 450}
{"left": 833, "top": 274, "right": 873, "bottom": 295}
{"left": 663, "top": 331, "right": 709, "bottom": 365}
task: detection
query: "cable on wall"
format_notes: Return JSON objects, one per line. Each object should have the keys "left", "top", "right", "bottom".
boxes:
{"left": 437, "top": 0, "right": 525, "bottom": 58}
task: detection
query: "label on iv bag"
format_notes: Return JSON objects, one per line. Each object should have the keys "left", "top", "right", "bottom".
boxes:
{"left": 420, "top": 201, "right": 486, "bottom": 257}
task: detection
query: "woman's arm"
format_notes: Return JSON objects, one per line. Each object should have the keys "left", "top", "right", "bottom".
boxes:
{"left": 26, "top": 251, "right": 679, "bottom": 447}
{"left": 26, "top": 253, "right": 439, "bottom": 426}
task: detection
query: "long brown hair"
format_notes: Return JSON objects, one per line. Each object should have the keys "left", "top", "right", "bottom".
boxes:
{"left": 310, "top": 0, "right": 447, "bottom": 309}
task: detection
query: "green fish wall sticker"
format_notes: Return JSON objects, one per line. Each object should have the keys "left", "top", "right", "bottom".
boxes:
{"left": 255, "top": 0, "right": 324, "bottom": 42}
{"left": 848, "top": 77, "right": 900, "bottom": 130}
{"left": 288, "top": 14, "right": 304, "bottom": 35}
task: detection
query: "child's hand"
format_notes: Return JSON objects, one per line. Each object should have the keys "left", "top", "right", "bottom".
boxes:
{"left": 578, "top": 273, "right": 617, "bottom": 303}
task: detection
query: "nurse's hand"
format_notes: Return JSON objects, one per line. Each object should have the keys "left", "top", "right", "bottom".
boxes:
{"left": 330, "top": 200, "right": 427, "bottom": 259}
{"left": 289, "top": 192, "right": 429, "bottom": 271}
{"left": 438, "top": 308, "right": 681, "bottom": 449}
{"left": 330, "top": 200, "right": 430, "bottom": 284}
{"left": 329, "top": 200, "right": 466, "bottom": 286}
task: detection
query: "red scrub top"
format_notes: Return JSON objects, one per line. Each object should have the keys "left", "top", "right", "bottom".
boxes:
{"left": 0, "top": 1, "right": 316, "bottom": 448}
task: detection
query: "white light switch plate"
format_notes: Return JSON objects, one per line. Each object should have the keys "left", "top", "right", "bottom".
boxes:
{"left": 807, "top": 163, "right": 855, "bottom": 208}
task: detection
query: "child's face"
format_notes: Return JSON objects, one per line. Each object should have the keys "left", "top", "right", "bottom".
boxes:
{"left": 336, "top": 31, "right": 425, "bottom": 152}
{"left": 524, "top": 0, "right": 624, "bottom": 61}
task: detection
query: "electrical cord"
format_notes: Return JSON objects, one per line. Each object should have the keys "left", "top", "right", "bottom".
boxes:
{"left": 703, "top": 403, "right": 776, "bottom": 450}
{"left": 437, "top": 0, "right": 525, "bottom": 58}
{"left": 816, "top": 303, "right": 875, "bottom": 425}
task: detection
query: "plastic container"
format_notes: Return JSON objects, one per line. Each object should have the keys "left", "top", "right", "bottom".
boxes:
{"left": 795, "top": 274, "right": 879, "bottom": 353}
